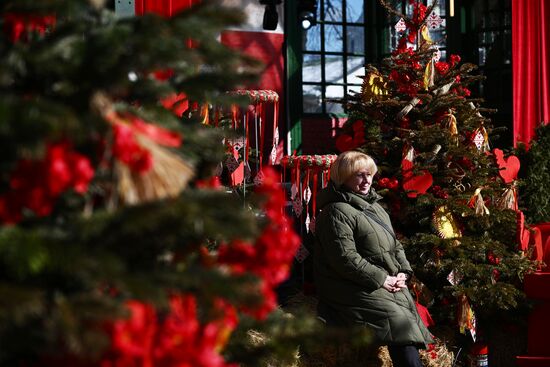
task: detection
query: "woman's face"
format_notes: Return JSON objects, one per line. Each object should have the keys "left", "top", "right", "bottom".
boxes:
{"left": 344, "top": 169, "right": 374, "bottom": 195}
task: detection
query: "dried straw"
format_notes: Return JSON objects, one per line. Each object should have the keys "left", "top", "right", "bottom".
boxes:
{"left": 116, "top": 135, "right": 194, "bottom": 205}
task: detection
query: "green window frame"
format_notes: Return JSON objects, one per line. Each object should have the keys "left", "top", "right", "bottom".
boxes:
{"left": 301, "top": 0, "right": 369, "bottom": 115}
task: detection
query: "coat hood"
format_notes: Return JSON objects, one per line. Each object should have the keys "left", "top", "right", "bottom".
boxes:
{"left": 317, "top": 181, "right": 382, "bottom": 211}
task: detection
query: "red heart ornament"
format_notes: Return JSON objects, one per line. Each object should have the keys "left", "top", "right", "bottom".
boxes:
{"left": 402, "top": 170, "right": 433, "bottom": 198}
{"left": 493, "top": 148, "right": 520, "bottom": 183}
{"left": 335, "top": 134, "right": 354, "bottom": 152}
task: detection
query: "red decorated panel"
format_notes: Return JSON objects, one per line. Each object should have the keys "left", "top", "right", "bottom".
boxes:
{"left": 221, "top": 30, "right": 284, "bottom": 97}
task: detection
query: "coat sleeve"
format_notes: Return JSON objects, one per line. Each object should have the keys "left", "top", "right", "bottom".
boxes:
{"left": 394, "top": 239, "right": 413, "bottom": 275}
{"left": 316, "top": 208, "right": 388, "bottom": 292}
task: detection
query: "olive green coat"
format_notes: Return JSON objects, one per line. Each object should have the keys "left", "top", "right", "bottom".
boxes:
{"left": 314, "top": 182, "right": 433, "bottom": 347}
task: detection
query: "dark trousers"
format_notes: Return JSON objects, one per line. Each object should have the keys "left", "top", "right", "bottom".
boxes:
{"left": 387, "top": 345, "right": 423, "bottom": 367}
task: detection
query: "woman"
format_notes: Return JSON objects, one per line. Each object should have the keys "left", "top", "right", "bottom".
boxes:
{"left": 314, "top": 151, "right": 433, "bottom": 367}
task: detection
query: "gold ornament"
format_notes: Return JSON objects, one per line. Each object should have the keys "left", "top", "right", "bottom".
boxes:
{"left": 432, "top": 205, "right": 462, "bottom": 239}
{"left": 361, "top": 71, "right": 388, "bottom": 102}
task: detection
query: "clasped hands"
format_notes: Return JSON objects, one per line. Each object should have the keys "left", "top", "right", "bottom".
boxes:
{"left": 382, "top": 273, "right": 408, "bottom": 293}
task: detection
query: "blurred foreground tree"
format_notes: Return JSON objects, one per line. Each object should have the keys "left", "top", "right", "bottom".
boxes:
{"left": 0, "top": 1, "right": 370, "bottom": 366}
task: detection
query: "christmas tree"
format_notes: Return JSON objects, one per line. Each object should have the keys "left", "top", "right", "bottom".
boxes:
{"left": 335, "top": 0, "right": 538, "bottom": 356}
{"left": 0, "top": 1, "right": 351, "bottom": 365}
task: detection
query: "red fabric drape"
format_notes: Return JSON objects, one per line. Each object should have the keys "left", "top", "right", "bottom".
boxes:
{"left": 512, "top": 0, "right": 550, "bottom": 147}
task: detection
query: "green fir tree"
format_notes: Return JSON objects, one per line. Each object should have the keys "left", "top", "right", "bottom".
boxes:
{"left": 517, "top": 123, "right": 550, "bottom": 224}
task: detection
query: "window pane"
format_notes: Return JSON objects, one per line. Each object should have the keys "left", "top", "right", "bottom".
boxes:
{"left": 346, "top": 26, "right": 364, "bottom": 53}
{"left": 347, "top": 56, "right": 365, "bottom": 84}
{"left": 303, "top": 85, "right": 323, "bottom": 113}
{"left": 303, "top": 54, "right": 321, "bottom": 83}
{"left": 303, "top": 26, "right": 321, "bottom": 51}
{"left": 324, "top": 0, "right": 343, "bottom": 22}
{"left": 346, "top": 0, "right": 364, "bottom": 23}
{"left": 325, "top": 85, "right": 344, "bottom": 114}
{"left": 324, "top": 24, "right": 343, "bottom": 52}
{"left": 325, "top": 55, "right": 343, "bottom": 84}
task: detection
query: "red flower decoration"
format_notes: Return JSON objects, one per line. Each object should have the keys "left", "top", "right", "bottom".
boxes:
{"left": 492, "top": 268, "right": 501, "bottom": 282}
{"left": 487, "top": 251, "right": 501, "bottom": 265}
{"left": 435, "top": 62, "right": 450, "bottom": 75}
{"left": 103, "top": 295, "right": 238, "bottom": 367}
{"left": 450, "top": 54, "right": 461, "bottom": 67}
{"left": 112, "top": 122, "right": 153, "bottom": 173}
{"left": 4, "top": 13, "right": 56, "bottom": 42}
{"left": 0, "top": 142, "right": 94, "bottom": 224}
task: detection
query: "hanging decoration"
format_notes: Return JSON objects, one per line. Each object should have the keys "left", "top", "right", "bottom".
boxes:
{"left": 447, "top": 269, "right": 463, "bottom": 285}
{"left": 432, "top": 205, "right": 462, "bottom": 239}
{"left": 221, "top": 90, "right": 280, "bottom": 187}
{"left": 92, "top": 92, "right": 193, "bottom": 205}
{"left": 395, "top": 18, "right": 407, "bottom": 33}
{"left": 426, "top": 11, "right": 444, "bottom": 29}
{"left": 423, "top": 59, "right": 435, "bottom": 90}
{"left": 496, "top": 185, "right": 518, "bottom": 211}
{"left": 457, "top": 294, "right": 477, "bottom": 341}
{"left": 471, "top": 125, "right": 490, "bottom": 152}
{"left": 441, "top": 110, "right": 459, "bottom": 145}
{"left": 467, "top": 188, "right": 490, "bottom": 216}
{"left": 420, "top": 24, "right": 434, "bottom": 46}
{"left": 281, "top": 155, "right": 337, "bottom": 233}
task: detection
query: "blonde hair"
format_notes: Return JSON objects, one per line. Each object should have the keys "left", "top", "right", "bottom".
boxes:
{"left": 330, "top": 151, "right": 378, "bottom": 186}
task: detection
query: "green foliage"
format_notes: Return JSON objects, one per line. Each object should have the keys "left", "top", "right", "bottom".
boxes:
{"left": 517, "top": 123, "right": 550, "bottom": 223}
{"left": 0, "top": 1, "right": 338, "bottom": 366}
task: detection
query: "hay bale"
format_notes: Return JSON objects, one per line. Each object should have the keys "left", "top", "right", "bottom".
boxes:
{"left": 246, "top": 329, "right": 301, "bottom": 367}
{"left": 419, "top": 337, "right": 454, "bottom": 367}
